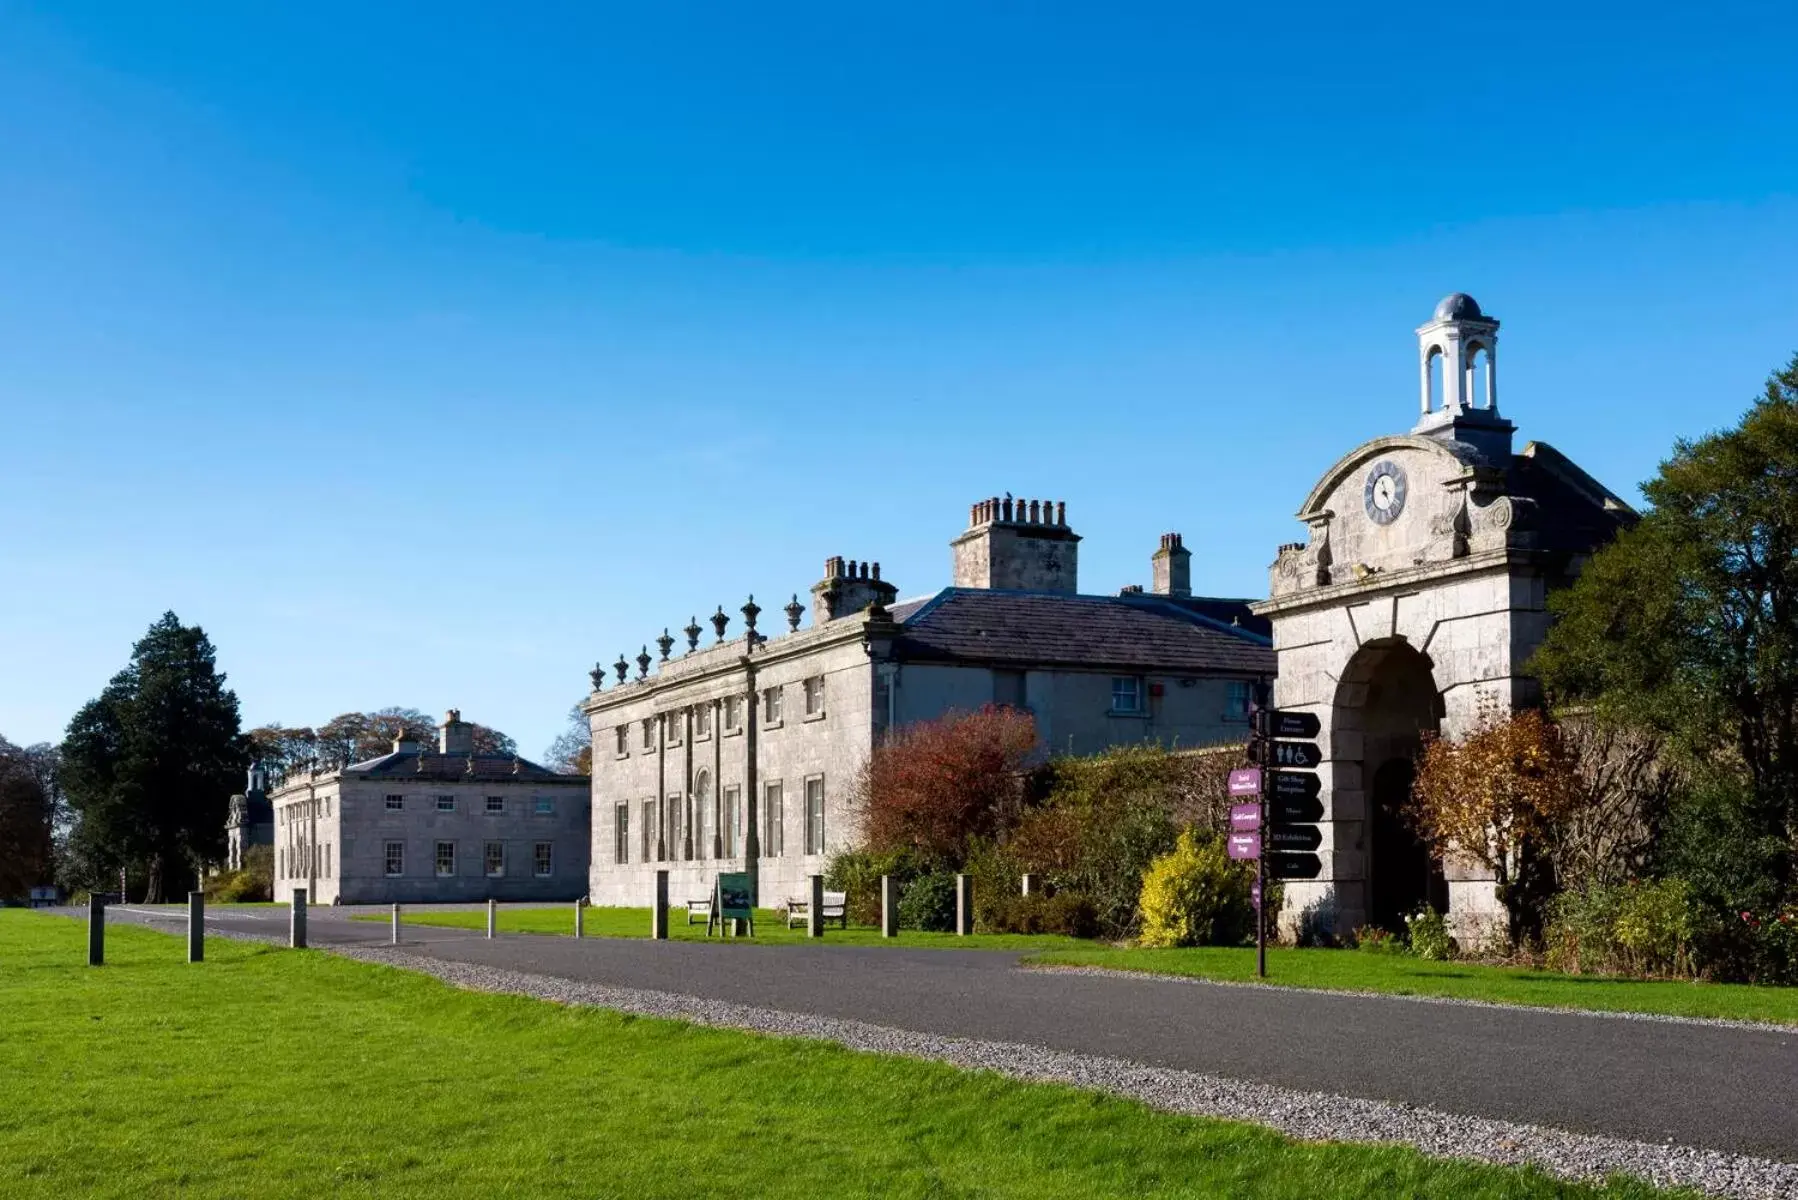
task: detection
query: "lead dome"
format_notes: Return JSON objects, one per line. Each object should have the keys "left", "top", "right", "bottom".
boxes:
{"left": 1433, "top": 292, "right": 1484, "bottom": 322}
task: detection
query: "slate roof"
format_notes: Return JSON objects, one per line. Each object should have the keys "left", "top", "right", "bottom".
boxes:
{"left": 343, "top": 752, "right": 587, "bottom": 784}
{"left": 893, "top": 588, "right": 1274, "bottom": 675}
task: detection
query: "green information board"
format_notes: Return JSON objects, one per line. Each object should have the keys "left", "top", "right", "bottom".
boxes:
{"left": 708, "top": 872, "right": 755, "bottom": 937}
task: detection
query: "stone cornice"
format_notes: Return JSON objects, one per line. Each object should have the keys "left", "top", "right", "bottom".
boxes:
{"left": 1251, "top": 547, "right": 1535, "bottom": 619}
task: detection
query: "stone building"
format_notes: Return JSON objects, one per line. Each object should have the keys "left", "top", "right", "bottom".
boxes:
{"left": 270, "top": 710, "right": 590, "bottom": 905}
{"left": 223, "top": 762, "right": 273, "bottom": 871}
{"left": 582, "top": 502, "right": 1275, "bottom": 908}
{"left": 1254, "top": 294, "right": 1635, "bottom": 942}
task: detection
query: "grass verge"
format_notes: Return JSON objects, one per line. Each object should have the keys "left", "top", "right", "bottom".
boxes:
{"left": 355, "top": 903, "right": 1090, "bottom": 950}
{"left": 0, "top": 910, "right": 1684, "bottom": 1199}
{"left": 1028, "top": 945, "right": 1798, "bottom": 1026}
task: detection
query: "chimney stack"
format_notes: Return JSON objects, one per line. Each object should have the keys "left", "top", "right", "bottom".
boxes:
{"left": 1150, "top": 532, "right": 1192, "bottom": 597}
{"left": 950, "top": 493, "right": 1080, "bottom": 593}
{"left": 438, "top": 709, "right": 475, "bottom": 755}
{"left": 810, "top": 555, "right": 899, "bottom": 623}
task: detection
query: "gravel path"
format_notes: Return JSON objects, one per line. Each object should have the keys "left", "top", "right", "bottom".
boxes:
{"left": 326, "top": 940, "right": 1798, "bottom": 1200}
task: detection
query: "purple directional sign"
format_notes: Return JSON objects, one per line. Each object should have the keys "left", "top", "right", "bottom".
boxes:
{"left": 1251, "top": 880, "right": 1261, "bottom": 910}
{"left": 1227, "top": 832, "right": 1261, "bottom": 861}
{"left": 1227, "top": 767, "right": 1262, "bottom": 797}
{"left": 1229, "top": 803, "right": 1261, "bottom": 832}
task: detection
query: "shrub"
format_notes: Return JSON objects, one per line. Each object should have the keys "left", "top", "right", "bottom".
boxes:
{"left": 1405, "top": 908, "right": 1454, "bottom": 960}
{"left": 1353, "top": 926, "right": 1405, "bottom": 954}
{"left": 1546, "top": 879, "right": 1693, "bottom": 978}
{"left": 824, "top": 848, "right": 920, "bottom": 926}
{"left": 207, "top": 844, "right": 273, "bottom": 904}
{"left": 1137, "top": 828, "right": 1256, "bottom": 949}
{"left": 979, "top": 890, "right": 1098, "bottom": 938}
{"left": 850, "top": 707, "right": 1038, "bottom": 869}
{"left": 898, "top": 870, "right": 958, "bottom": 932}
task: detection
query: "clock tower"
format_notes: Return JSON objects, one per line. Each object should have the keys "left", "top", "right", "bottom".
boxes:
{"left": 1253, "top": 295, "right": 1635, "bottom": 944}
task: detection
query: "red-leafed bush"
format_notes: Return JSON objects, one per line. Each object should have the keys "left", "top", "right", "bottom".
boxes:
{"left": 851, "top": 706, "right": 1038, "bottom": 869}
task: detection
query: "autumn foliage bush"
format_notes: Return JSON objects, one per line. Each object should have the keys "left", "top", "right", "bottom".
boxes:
{"left": 851, "top": 706, "right": 1038, "bottom": 869}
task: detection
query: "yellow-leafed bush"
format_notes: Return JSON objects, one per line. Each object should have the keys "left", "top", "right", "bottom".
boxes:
{"left": 1137, "top": 828, "right": 1257, "bottom": 948}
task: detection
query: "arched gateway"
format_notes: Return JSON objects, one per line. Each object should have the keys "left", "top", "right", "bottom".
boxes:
{"left": 1253, "top": 295, "right": 1635, "bottom": 943}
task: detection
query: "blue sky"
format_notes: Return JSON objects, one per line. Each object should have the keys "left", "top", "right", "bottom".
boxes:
{"left": 3, "top": 1, "right": 1795, "bottom": 757}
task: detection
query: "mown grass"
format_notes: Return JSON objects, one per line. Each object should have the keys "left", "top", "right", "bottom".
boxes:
{"left": 0, "top": 911, "right": 1684, "bottom": 1200}
{"left": 1030, "top": 945, "right": 1798, "bottom": 1026}
{"left": 355, "top": 903, "right": 1093, "bottom": 950}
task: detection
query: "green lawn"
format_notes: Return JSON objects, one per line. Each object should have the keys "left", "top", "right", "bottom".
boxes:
{"left": 0, "top": 911, "right": 1680, "bottom": 1200}
{"left": 1031, "top": 945, "right": 1798, "bottom": 1026}
{"left": 358, "top": 903, "right": 1092, "bottom": 951}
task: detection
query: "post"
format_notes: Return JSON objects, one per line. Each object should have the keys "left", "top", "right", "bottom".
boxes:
{"left": 1021, "top": 873, "right": 1040, "bottom": 897}
{"left": 652, "top": 870, "right": 669, "bottom": 939}
{"left": 574, "top": 899, "right": 584, "bottom": 939}
{"left": 880, "top": 874, "right": 899, "bottom": 938}
{"left": 291, "top": 887, "right": 308, "bottom": 949}
{"left": 187, "top": 891, "right": 204, "bottom": 964}
{"left": 955, "top": 873, "right": 974, "bottom": 936}
{"left": 486, "top": 898, "right": 497, "bottom": 939}
{"left": 391, "top": 903, "right": 401, "bottom": 946}
{"left": 87, "top": 893, "right": 105, "bottom": 967}
{"left": 808, "top": 873, "right": 824, "bottom": 938}
{"left": 1255, "top": 679, "right": 1269, "bottom": 979}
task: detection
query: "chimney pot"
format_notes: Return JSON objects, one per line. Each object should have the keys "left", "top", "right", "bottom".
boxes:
{"left": 1055, "top": 500, "right": 1066, "bottom": 525}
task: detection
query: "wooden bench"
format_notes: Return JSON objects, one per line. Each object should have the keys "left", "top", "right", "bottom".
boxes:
{"left": 686, "top": 896, "right": 712, "bottom": 925}
{"left": 785, "top": 890, "right": 848, "bottom": 930}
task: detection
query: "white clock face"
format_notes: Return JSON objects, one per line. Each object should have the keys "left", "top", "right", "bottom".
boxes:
{"left": 1363, "top": 461, "right": 1407, "bottom": 525}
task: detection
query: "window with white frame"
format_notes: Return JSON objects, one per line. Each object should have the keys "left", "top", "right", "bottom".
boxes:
{"left": 666, "top": 794, "right": 683, "bottom": 860}
{"left": 695, "top": 705, "right": 712, "bottom": 738}
{"left": 535, "top": 796, "right": 554, "bottom": 815}
{"left": 615, "top": 726, "right": 629, "bottom": 756}
{"left": 1111, "top": 676, "right": 1143, "bottom": 714}
{"left": 484, "top": 840, "right": 505, "bottom": 877}
{"left": 763, "top": 781, "right": 784, "bottom": 857}
{"left": 722, "top": 784, "right": 741, "bottom": 857}
{"left": 693, "top": 770, "right": 711, "bottom": 859}
{"left": 763, "top": 685, "right": 783, "bottom": 725}
{"left": 723, "top": 695, "right": 742, "bottom": 733}
{"left": 804, "top": 776, "right": 825, "bottom": 855}
{"left": 614, "top": 803, "right": 629, "bottom": 864}
{"left": 641, "top": 719, "right": 654, "bottom": 750}
{"left": 325, "top": 843, "right": 332, "bottom": 877}
{"left": 534, "top": 842, "right": 554, "bottom": 877}
{"left": 803, "top": 676, "right": 824, "bottom": 718}
{"left": 485, "top": 795, "right": 504, "bottom": 815}
{"left": 434, "top": 840, "right": 455, "bottom": 877}
{"left": 1225, "top": 679, "right": 1253, "bottom": 721}
{"left": 641, "top": 799, "right": 656, "bottom": 862}
{"left": 384, "top": 841, "right": 404, "bottom": 876}
{"left": 437, "top": 795, "right": 455, "bottom": 813}
{"left": 385, "top": 794, "right": 403, "bottom": 811}
{"left": 665, "top": 712, "right": 682, "bottom": 745}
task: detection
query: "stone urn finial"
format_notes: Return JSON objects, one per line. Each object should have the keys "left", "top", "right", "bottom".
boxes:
{"left": 683, "top": 616, "right": 702, "bottom": 654}
{"left": 636, "top": 645, "right": 652, "bottom": 680}
{"left": 589, "top": 662, "right": 606, "bottom": 691}
{"left": 614, "top": 653, "right": 630, "bottom": 684}
{"left": 710, "top": 606, "right": 730, "bottom": 642}
{"left": 656, "top": 628, "right": 675, "bottom": 661}
{"left": 784, "top": 593, "right": 804, "bottom": 632}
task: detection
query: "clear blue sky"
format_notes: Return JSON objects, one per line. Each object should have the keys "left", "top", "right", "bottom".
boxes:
{"left": 4, "top": 2, "right": 1795, "bottom": 758}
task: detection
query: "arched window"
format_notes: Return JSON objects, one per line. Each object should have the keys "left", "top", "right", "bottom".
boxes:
{"left": 1467, "top": 342, "right": 1495, "bottom": 412}
{"left": 1423, "top": 344, "right": 1444, "bottom": 413}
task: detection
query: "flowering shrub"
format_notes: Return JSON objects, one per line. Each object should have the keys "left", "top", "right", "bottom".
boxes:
{"left": 1137, "top": 828, "right": 1256, "bottom": 949}
{"left": 1733, "top": 907, "right": 1798, "bottom": 986}
{"left": 1405, "top": 908, "right": 1454, "bottom": 961}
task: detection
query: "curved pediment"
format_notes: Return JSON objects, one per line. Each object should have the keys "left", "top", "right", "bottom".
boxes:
{"left": 1297, "top": 435, "right": 1482, "bottom": 519}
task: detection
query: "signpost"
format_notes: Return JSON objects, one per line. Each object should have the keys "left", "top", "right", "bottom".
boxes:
{"left": 1244, "top": 695, "right": 1324, "bottom": 979}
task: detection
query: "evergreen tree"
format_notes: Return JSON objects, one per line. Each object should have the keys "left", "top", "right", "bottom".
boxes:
{"left": 59, "top": 612, "right": 249, "bottom": 901}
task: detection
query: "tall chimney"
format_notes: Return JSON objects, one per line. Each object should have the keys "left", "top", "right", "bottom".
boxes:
{"left": 810, "top": 556, "right": 898, "bottom": 623}
{"left": 949, "top": 493, "right": 1080, "bottom": 593}
{"left": 439, "top": 709, "right": 475, "bottom": 755}
{"left": 1150, "top": 532, "right": 1191, "bottom": 597}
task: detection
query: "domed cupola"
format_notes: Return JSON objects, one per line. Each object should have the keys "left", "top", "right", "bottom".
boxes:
{"left": 1414, "top": 292, "right": 1512, "bottom": 461}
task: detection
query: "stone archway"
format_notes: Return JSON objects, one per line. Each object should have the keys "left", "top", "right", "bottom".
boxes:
{"left": 1331, "top": 639, "right": 1446, "bottom": 932}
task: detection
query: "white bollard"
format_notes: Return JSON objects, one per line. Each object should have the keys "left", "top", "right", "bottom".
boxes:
{"left": 486, "top": 898, "right": 497, "bottom": 939}
{"left": 574, "top": 899, "right": 584, "bottom": 939}
{"left": 391, "top": 903, "right": 401, "bottom": 945}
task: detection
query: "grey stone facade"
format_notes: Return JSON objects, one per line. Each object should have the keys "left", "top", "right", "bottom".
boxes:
{"left": 584, "top": 501, "right": 1275, "bottom": 909}
{"left": 1254, "top": 295, "right": 1635, "bottom": 943}
{"left": 270, "top": 711, "right": 590, "bottom": 905}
